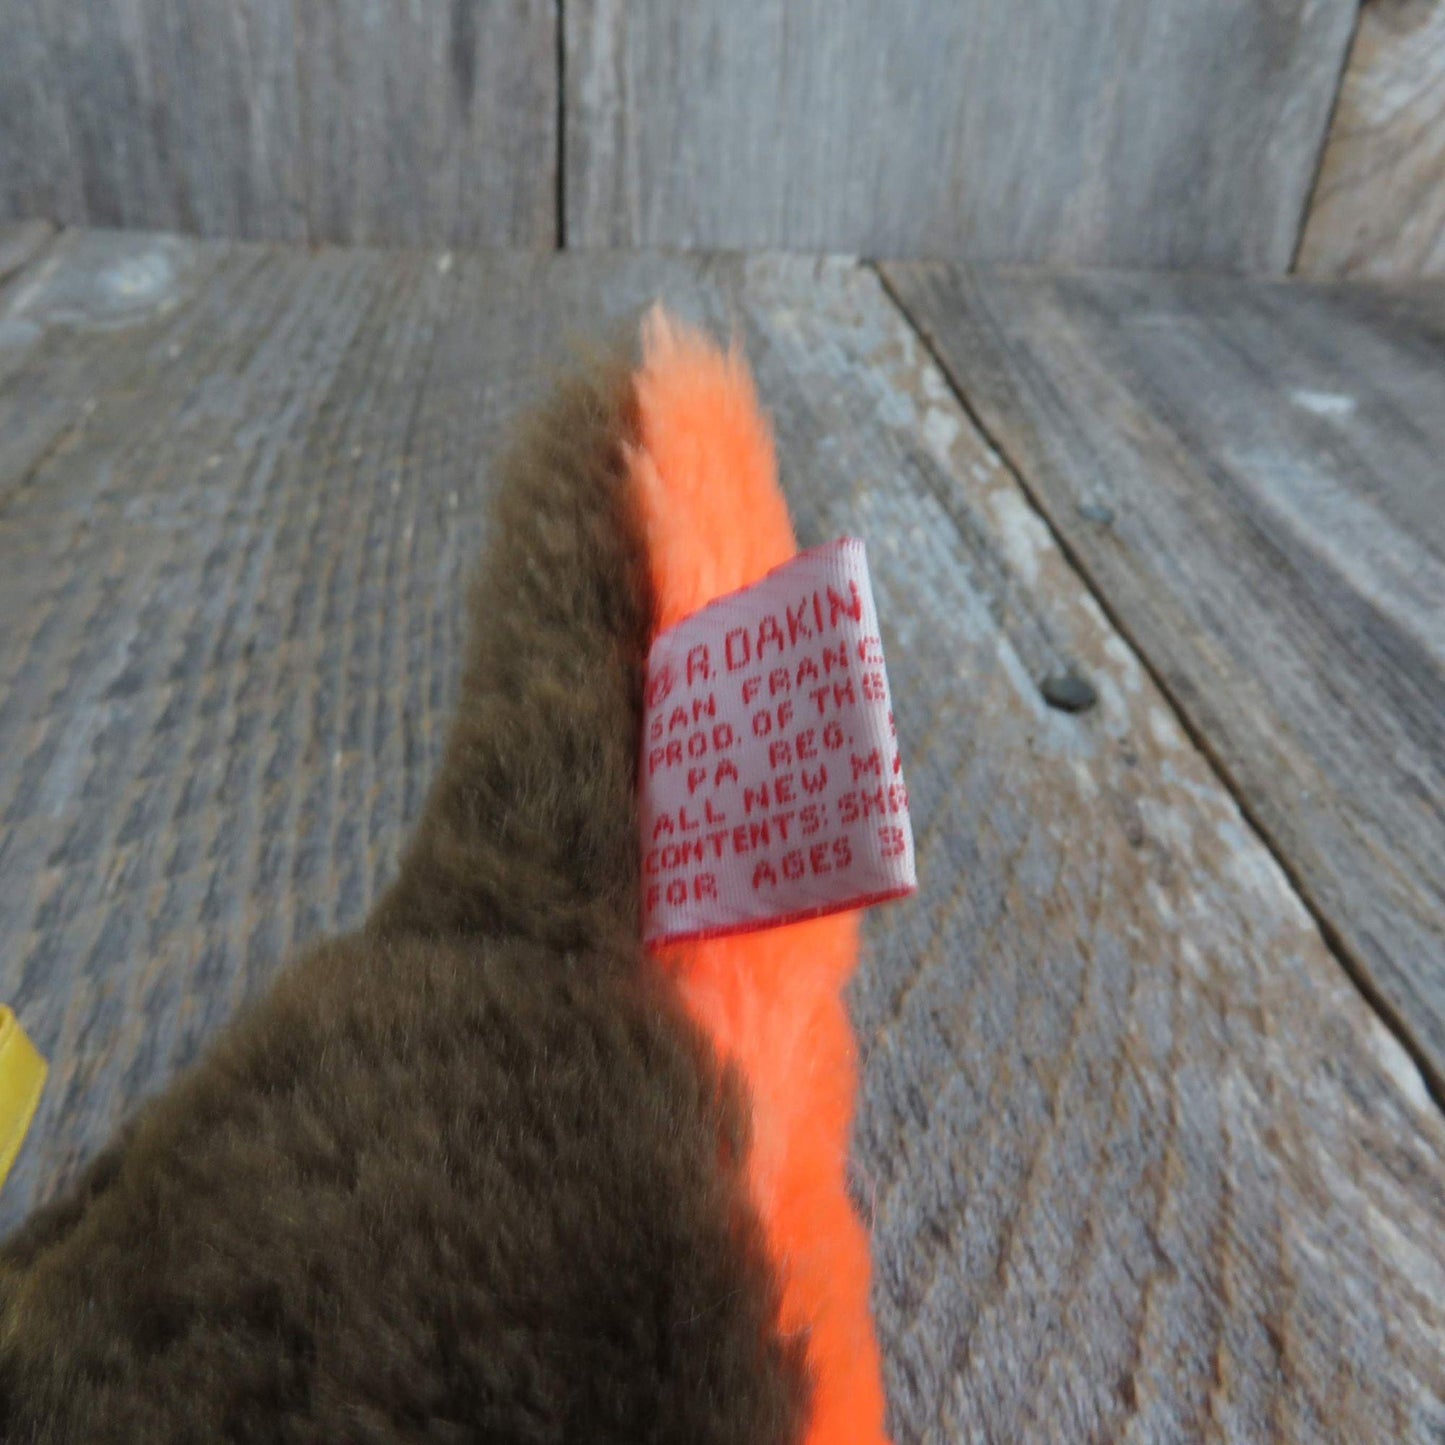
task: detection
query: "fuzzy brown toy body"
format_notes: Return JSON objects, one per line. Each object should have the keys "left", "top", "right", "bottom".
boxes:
{"left": 0, "top": 366, "right": 809, "bottom": 1441}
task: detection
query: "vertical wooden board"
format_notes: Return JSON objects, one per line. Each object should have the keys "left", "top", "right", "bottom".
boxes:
{"left": 1297, "top": 0, "right": 1445, "bottom": 278}
{"left": 0, "top": 0, "right": 305, "bottom": 239}
{"left": 883, "top": 261, "right": 1445, "bottom": 1092}
{"left": 126, "top": 0, "right": 308, "bottom": 238}
{"left": 0, "top": 0, "right": 556, "bottom": 245}
{"left": 564, "top": 0, "right": 1356, "bottom": 268}
{"left": 0, "top": 0, "right": 86, "bottom": 226}
{"left": 296, "top": 0, "right": 557, "bottom": 247}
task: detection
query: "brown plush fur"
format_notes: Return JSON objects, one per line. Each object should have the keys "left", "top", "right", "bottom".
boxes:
{"left": 0, "top": 362, "right": 811, "bottom": 1442}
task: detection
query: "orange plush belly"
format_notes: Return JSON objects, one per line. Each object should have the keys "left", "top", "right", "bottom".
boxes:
{"left": 628, "top": 310, "right": 889, "bottom": 1445}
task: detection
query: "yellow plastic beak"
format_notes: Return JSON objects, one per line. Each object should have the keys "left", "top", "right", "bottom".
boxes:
{"left": 0, "top": 1007, "right": 46, "bottom": 1191}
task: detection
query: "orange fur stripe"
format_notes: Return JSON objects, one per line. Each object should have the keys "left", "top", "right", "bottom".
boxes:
{"left": 629, "top": 308, "right": 890, "bottom": 1445}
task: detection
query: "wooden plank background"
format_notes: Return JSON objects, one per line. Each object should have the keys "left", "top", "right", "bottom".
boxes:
{"left": 7, "top": 0, "right": 1445, "bottom": 276}
{"left": 0, "top": 0, "right": 557, "bottom": 248}
{"left": 1296, "top": 0, "right": 1445, "bottom": 277}
{"left": 0, "top": 223, "right": 55, "bottom": 288}
{"left": 294, "top": 0, "right": 557, "bottom": 247}
{"left": 884, "top": 263, "right": 1445, "bottom": 1096}
{"left": 0, "top": 230, "right": 1443, "bottom": 1438}
{"left": 563, "top": 0, "right": 1356, "bottom": 268}
{"left": 0, "top": 0, "right": 1387, "bottom": 270}
{"left": 0, "top": 0, "right": 308, "bottom": 240}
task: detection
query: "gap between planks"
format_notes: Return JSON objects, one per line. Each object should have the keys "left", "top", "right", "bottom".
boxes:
{"left": 871, "top": 257, "right": 1445, "bottom": 1119}
{"left": 1288, "top": 0, "right": 1365, "bottom": 274}
{"left": 555, "top": 0, "right": 567, "bottom": 249}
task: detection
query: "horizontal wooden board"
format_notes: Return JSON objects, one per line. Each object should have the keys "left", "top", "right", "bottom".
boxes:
{"left": 884, "top": 261, "right": 1445, "bottom": 1102}
{"left": 564, "top": 0, "right": 1357, "bottom": 268}
{"left": 0, "top": 230, "right": 228, "bottom": 498}
{"left": 0, "top": 234, "right": 1442, "bottom": 1438}
{"left": 1297, "top": 0, "right": 1445, "bottom": 278}
{"left": 0, "top": 223, "right": 55, "bottom": 289}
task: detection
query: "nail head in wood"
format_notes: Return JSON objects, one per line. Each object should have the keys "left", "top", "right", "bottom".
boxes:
{"left": 1040, "top": 671, "right": 1098, "bottom": 713}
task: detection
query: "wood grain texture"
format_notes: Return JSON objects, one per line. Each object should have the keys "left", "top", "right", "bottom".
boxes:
{"left": 0, "top": 0, "right": 556, "bottom": 247}
{"left": 883, "top": 262, "right": 1445, "bottom": 1101}
{"left": 1297, "top": 0, "right": 1445, "bottom": 278}
{"left": 1, "top": 234, "right": 1443, "bottom": 1439}
{"left": 0, "top": 0, "right": 86, "bottom": 229}
{"left": 295, "top": 0, "right": 557, "bottom": 246}
{"left": 0, "top": 230, "right": 225, "bottom": 495}
{"left": 0, "top": 224, "right": 55, "bottom": 289}
{"left": 0, "top": 0, "right": 306, "bottom": 239}
{"left": 564, "top": 0, "right": 1357, "bottom": 269}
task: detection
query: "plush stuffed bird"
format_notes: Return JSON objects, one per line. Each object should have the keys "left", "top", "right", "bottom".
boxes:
{"left": 0, "top": 310, "right": 893, "bottom": 1444}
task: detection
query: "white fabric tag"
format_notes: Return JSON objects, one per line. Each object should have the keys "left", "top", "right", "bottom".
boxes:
{"left": 640, "top": 538, "right": 916, "bottom": 945}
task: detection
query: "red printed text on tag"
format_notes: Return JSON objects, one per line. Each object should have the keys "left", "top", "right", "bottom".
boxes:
{"left": 640, "top": 538, "right": 916, "bottom": 945}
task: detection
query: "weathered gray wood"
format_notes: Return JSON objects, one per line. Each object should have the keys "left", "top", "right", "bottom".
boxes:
{"left": 1297, "top": 0, "right": 1445, "bottom": 278}
{"left": 0, "top": 0, "right": 86, "bottom": 228}
{"left": 0, "top": 223, "right": 55, "bottom": 289}
{"left": 0, "top": 0, "right": 306, "bottom": 239}
{"left": 1, "top": 234, "right": 1443, "bottom": 1439}
{"left": 884, "top": 262, "right": 1445, "bottom": 1102}
{"left": 0, "top": 230, "right": 227, "bottom": 492}
{"left": 733, "top": 258, "right": 1445, "bottom": 1442}
{"left": 295, "top": 0, "right": 557, "bottom": 246}
{"left": 564, "top": 0, "right": 1357, "bottom": 269}
{"left": 0, "top": 0, "right": 556, "bottom": 247}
